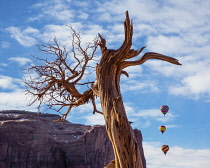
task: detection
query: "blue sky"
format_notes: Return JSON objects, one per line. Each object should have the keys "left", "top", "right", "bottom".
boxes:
{"left": 1, "top": 0, "right": 210, "bottom": 167}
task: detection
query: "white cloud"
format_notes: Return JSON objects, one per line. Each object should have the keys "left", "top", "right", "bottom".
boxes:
{"left": 144, "top": 53, "right": 210, "bottom": 99}
{"left": 123, "top": 103, "right": 176, "bottom": 128}
{"left": 91, "top": 0, "right": 210, "bottom": 100}
{"left": 30, "top": 0, "right": 74, "bottom": 23}
{"left": 6, "top": 0, "right": 210, "bottom": 102}
{"left": 40, "top": 24, "right": 102, "bottom": 46}
{"left": 133, "top": 109, "right": 175, "bottom": 123}
{"left": 0, "top": 63, "right": 8, "bottom": 67}
{"left": 6, "top": 24, "right": 89, "bottom": 48}
{"left": 47, "top": 9, "right": 73, "bottom": 22}
{"left": 1, "top": 41, "right": 10, "bottom": 48}
{"left": 143, "top": 142, "right": 210, "bottom": 168}
{"left": 6, "top": 27, "right": 39, "bottom": 47}
{"left": 74, "top": 103, "right": 94, "bottom": 114}
{"left": 69, "top": 101, "right": 175, "bottom": 127}
{"left": 0, "top": 89, "right": 38, "bottom": 112}
{"left": 27, "top": 15, "right": 42, "bottom": 22}
{"left": 78, "top": 12, "right": 89, "bottom": 20}
{"left": 84, "top": 113, "right": 105, "bottom": 125}
{"left": 41, "top": 24, "right": 73, "bottom": 43}
{"left": 75, "top": 98, "right": 102, "bottom": 113}
{"left": 65, "top": 99, "right": 104, "bottom": 125}
{"left": 96, "top": 0, "right": 210, "bottom": 31}
{"left": 73, "top": 1, "right": 89, "bottom": 8}
{"left": 170, "top": 72, "right": 210, "bottom": 98}
{"left": 96, "top": 13, "right": 113, "bottom": 22}
{"left": 166, "top": 57, "right": 210, "bottom": 98}
{"left": 122, "top": 65, "right": 143, "bottom": 78}
{"left": 146, "top": 35, "right": 189, "bottom": 55}
{"left": 0, "top": 75, "right": 18, "bottom": 90}
{"left": 121, "top": 80, "right": 159, "bottom": 93}
{"left": 0, "top": 74, "right": 38, "bottom": 111}
{"left": 134, "top": 24, "right": 158, "bottom": 39}
{"left": 8, "top": 57, "right": 32, "bottom": 66}
{"left": 23, "top": 27, "right": 39, "bottom": 35}
{"left": 164, "top": 124, "right": 180, "bottom": 128}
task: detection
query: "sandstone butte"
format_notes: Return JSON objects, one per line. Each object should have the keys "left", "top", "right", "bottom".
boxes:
{"left": 0, "top": 110, "right": 146, "bottom": 168}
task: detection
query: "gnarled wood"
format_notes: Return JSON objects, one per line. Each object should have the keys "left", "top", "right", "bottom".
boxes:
{"left": 25, "top": 11, "right": 181, "bottom": 168}
{"left": 96, "top": 11, "right": 181, "bottom": 168}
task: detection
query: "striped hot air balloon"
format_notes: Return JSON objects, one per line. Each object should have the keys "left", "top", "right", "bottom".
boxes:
{"left": 159, "top": 126, "right": 166, "bottom": 134}
{"left": 161, "top": 145, "right": 169, "bottom": 155}
{"left": 160, "top": 105, "right": 169, "bottom": 116}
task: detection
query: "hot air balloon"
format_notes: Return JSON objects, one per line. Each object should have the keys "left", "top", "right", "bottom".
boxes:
{"left": 161, "top": 145, "right": 169, "bottom": 155}
{"left": 160, "top": 105, "right": 169, "bottom": 116}
{"left": 159, "top": 126, "right": 166, "bottom": 134}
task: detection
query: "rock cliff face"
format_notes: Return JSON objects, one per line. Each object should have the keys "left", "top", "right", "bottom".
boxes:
{"left": 0, "top": 110, "right": 146, "bottom": 168}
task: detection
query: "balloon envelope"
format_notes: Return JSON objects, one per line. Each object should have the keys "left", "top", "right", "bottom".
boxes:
{"left": 161, "top": 145, "right": 169, "bottom": 155}
{"left": 159, "top": 126, "right": 166, "bottom": 134}
{"left": 160, "top": 105, "right": 169, "bottom": 115}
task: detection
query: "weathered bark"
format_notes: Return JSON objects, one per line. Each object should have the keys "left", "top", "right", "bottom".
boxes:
{"left": 95, "top": 11, "right": 181, "bottom": 168}
{"left": 97, "top": 67, "right": 142, "bottom": 168}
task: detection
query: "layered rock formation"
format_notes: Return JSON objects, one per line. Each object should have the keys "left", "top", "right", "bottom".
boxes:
{"left": 0, "top": 110, "right": 146, "bottom": 168}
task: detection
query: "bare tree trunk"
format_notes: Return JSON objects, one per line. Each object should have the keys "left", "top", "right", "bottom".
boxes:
{"left": 95, "top": 11, "right": 144, "bottom": 168}
{"left": 96, "top": 14, "right": 143, "bottom": 165}
{"left": 96, "top": 11, "right": 181, "bottom": 168}
{"left": 97, "top": 62, "right": 143, "bottom": 168}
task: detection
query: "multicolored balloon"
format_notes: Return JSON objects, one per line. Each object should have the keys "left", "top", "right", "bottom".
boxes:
{"left": 160, "top": 105, "right": 169, "bottom": 116}
{"left": 159, "top": 126, "right": 166, "bottom": 134}
{"left": 161, "top": 145, "right": 169, "bottom": 155}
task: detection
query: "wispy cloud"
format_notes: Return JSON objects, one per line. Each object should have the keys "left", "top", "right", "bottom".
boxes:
{"left": 8, "top": 57, "right": 32, "bottom": 66}
{"left": 92, "top": 0, "right": 210, "bottom": 100}
{"left": 0, "top": 89, "right": 38, "bottom": 112}
{"left": 123, "top": 103, "right": 176, "bottom": 128}
{"left": 68, "top": 101, "right": 175, "bottom": 127}
{"left": 84, "top": 113, "right": 105, "bottom": 125}
{"left": 1, "top": 41, "right": 10, "bottom": 48}
{"left": 165, "top": 124, "right": 181, "bottom": 128}
{"left": 146, "top": 56, "right": 210, "bottom": 99}
{"left": 6, "top": 27, "right": 39, "bottom": 47}
{"left": 0, "top": 75, "right": 38, "bottom": 111}
{"left": 77, "top": 11, "right": 89, "bottom": 20}
{"left": 4, "top": 0, "right": 210, "bottom": 107}
{"left": 30, "top": 0, "right": 74, "bottom": 23}
{"left": 0, "top": 75, "right": 19, "bottom": 90}
{"left": 0, "top": 63, "right": 8, "bottom": 67}
{"left": 122, "top": 65, "right": 143, "bottom": 79}
{"left": 121, "top": 79, "right": 159, "bottom": 93}
{"left": 133, "top": 109, "right": 175, "bottom": 122}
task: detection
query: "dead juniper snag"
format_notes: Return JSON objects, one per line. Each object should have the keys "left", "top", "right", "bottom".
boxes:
{"left": 25, "top": 11, "right": 181, "bottom": 168}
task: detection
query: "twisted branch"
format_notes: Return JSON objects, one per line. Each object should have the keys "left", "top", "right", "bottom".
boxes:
{"left": 122, "top": 52, "right": 181, "bottom": 69}
{"left": 24, "top": 26, "right": 102, "bottom": 121}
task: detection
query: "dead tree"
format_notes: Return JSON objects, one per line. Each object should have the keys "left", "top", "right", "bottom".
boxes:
{"left": 25, "top": 11, "right": 181, "bottom": 168}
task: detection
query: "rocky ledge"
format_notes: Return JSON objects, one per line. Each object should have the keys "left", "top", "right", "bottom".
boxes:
{"left": 0, "top": 110, "right": 146, "bottom": 168}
